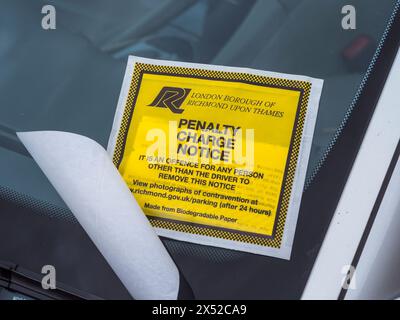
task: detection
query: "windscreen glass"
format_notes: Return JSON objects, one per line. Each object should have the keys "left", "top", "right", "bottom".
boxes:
{"left": 0, "top": 0, "right": 398, "bottom": 299}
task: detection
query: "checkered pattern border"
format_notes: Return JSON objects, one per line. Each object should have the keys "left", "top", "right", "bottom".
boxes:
{"left": 112, "top": 62, "right": 312, "bottom": 249}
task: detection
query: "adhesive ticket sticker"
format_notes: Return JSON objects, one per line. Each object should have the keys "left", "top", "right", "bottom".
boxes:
{"left": 108, "top": 56, "right": 323, "bottom": 259}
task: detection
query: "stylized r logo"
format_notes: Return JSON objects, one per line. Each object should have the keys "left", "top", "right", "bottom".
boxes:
{"left": 149, "top": 87, "right": 191, "bottom": 114}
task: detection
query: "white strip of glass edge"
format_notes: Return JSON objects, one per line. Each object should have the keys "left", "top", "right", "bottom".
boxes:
{"left": 302, "top": 47, "right": 400, "bottom": 300}
{"left": 345, "top": 148, "right": 400, "bottom": 299}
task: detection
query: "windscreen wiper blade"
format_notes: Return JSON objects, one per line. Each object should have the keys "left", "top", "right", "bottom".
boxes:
{"left": 0, "top": 260, "right": 102, "bottom": 300}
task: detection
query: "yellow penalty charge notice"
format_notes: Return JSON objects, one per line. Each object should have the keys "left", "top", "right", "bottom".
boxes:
{"left": 108, "top": 56, "right": 323, "bottom": 259}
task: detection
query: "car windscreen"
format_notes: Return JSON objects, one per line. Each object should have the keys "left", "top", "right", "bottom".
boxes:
{"left": 0, "top": 0, "right": 399, "bottom": 299}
